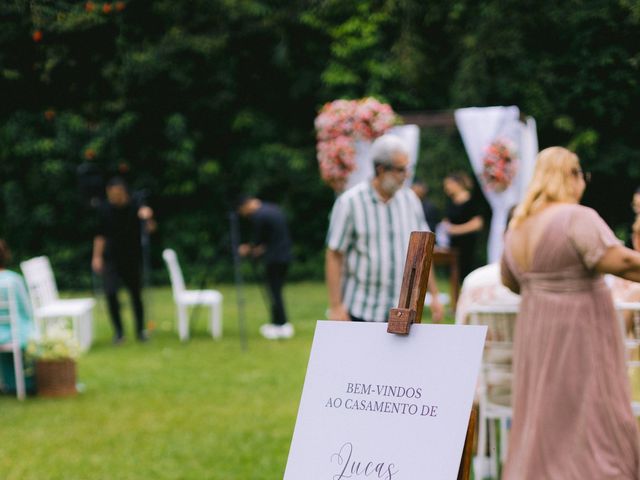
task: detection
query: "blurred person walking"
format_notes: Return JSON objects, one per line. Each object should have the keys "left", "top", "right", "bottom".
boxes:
{"left": 501, "top": 147, "right": 640, "bottom": 479}
{"left": 92, "top": 177, "right": 156, "bottom": 344}
{"left": 626, "top": 186, "right": 640, "bottom": 248}
{"left": 411, "top": 179, "right": 442, "bottom": 234}
{"left": 325, "top": 134, "right": 444, "bottom": 324}
{"left": 237, "top": 195, "right": 293, "bottom": 340}
{"left": 0, "top": 239, "right": 35, "bottom": 393}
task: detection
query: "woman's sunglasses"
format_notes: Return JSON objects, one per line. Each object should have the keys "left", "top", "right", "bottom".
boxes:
{"left": 571, "top": 168, "right": 591, "bottom": 183}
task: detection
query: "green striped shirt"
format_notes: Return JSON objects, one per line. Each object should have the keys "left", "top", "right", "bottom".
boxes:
{"left": 326, "top": 182, "right": 429, "bottom": 322}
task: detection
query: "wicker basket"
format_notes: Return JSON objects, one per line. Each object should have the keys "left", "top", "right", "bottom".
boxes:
{"left": 35, "top": 359, "right": 77, "bottom": 397}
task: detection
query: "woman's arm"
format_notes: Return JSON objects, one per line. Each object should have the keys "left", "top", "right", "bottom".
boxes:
{"left": 500, "top": 255, "right": 520, "bottom": 294}
{"left": 446, "top": 215, "right": 484, "bottom": 236}
{"left": 596, "top": 245, "right": 640, "bottom": 283}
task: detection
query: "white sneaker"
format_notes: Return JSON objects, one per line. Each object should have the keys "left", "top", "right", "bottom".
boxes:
{"left": 259, "top": 323, "right": 280, "bottom": 340}
{"left": 259, "top": 323, "right": 294, "bottom": 340}
{"left": 278, "top": 323, "right": 294, "bottom": 339}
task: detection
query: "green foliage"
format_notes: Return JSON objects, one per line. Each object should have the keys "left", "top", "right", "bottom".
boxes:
{"left": 0, "top": 0, "right": 639, "bottom": 286}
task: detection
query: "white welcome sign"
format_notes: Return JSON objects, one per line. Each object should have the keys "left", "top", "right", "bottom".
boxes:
{"left": 284, "top": 321, "right": 487, "bottom": 480}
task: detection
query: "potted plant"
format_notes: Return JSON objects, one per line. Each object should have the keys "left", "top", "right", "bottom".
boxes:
{"left": 26, "top": 324, "right": 81, "bottom": 397}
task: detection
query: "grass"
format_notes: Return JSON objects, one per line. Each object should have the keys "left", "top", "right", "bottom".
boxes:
{"left": 0, "top": 281, "right": 451, "bottom": 480}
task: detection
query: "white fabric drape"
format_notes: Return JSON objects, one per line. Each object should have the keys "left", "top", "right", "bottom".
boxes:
{"left": 346, "top": 124, "right": 420, "bottom": 190}
{"left": 455, "top": 107, "right": 538, "bottom": 263}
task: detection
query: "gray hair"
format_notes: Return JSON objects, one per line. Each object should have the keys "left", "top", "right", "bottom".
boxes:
{"left": 370, "top": 134, "right": 409, "bottom": 172}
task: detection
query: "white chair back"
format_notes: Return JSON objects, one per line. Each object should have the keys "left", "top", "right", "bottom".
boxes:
{"left": 20, "top": 256, "right": 60, "bottom": 310}
{"left": 162, "top": 249, "right": 186, "bottom": 297}
{"left": 0, "top": 281, "right": 26, "bottom": 399}
{"left": 467, "top": 303, "right": 518, "bottom": 478}
{"left": 0, "top": 282, "right": 20, "bottom": 341}
{"left": 467, "top": 304, "right": 518, "bottom": 406}
{"left": 616, "top": 301, "right": 640, "bottom": 415}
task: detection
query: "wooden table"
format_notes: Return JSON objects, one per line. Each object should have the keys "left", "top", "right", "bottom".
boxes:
{"left": 433, "top": 246, "right": 460, "bottom": 312}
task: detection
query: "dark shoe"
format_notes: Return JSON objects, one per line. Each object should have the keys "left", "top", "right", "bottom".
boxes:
{"left": 136, "top": 331, "right": 150, "bottom": 343}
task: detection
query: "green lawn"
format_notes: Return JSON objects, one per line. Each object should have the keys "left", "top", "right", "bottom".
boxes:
{"left": 0, "top": 281, "right": 451, "bottom": 480}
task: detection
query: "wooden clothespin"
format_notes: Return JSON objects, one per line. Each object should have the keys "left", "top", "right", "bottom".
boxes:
{"left": 387, "top": 231, "right": 436, "bottom": 335}
{"left": 387, "top": 231, "right": 476, "bottom": 480}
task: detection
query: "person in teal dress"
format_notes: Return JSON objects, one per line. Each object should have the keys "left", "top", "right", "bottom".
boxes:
{"left": 0, "top": 239, "right": 36, "bottom": 393}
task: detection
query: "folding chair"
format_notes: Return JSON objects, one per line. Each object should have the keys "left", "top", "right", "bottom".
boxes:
{"left": 467, "top": 303, "right": 518, "bottom": 480}
{"left": 0, "top": 282, "right": 26, "bottom": 400}
{"left": 20, "top": 256, "right": 95, "bottom": 351}
{"left": 162, "top": 249, "right": 223, "bottom": 341}
{"left": 616, "top": 301, "right": 640, "bottom": 417}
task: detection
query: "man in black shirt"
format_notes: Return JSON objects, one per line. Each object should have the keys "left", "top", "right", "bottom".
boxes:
{"left": 411, "top": 180, "right": 442, "bottom": 232}
{"left": 92, "top": 177, "right": 156, "bottom": 343}
{"left": 237, "top": 196, "right": 293, "bottom": 340}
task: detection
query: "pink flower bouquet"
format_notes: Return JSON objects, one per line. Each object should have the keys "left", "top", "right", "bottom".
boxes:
{"left": 481, "top": 139, "right": 518, "bottom": 193}
{"left": 315, "top": 98, "right": 397, "bottom": 190}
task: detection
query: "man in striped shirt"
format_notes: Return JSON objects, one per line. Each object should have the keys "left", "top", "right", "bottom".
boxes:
{"left": 325, "top": 134, "right": 444, "bottom": 323}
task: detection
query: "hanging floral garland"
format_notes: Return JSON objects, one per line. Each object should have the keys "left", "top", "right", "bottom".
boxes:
{"left": 480, "top": 138, "right": 518, "bottom": 193}
{"left": 315, "top": 97, "right": 397, "bottom": 190}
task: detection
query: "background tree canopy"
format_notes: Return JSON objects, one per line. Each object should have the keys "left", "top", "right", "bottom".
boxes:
{"left": 1, "top": 0, "right": 639, "bottom": 287}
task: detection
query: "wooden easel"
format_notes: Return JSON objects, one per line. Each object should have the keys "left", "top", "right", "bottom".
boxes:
{"left": 387, "top": 231, "right": 477, "bottom": 480}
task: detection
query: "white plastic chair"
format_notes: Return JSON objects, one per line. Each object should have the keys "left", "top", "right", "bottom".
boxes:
{"left": 615, "top": 301, "right": 640, "bottom": 417}
{"left": 424, "top": 292, "right": 451, "bottom": 308}
{"left": 0, "top": 282, "right": 26, "bottom": 400}
{"left": 20, "top": 256, "right": 95, "bottom": 351}
{"left": 162, "top": 249, "right": 223, "bottom": 341}
{"left": 467, "top": 303, "right": 518, "bottom": 480}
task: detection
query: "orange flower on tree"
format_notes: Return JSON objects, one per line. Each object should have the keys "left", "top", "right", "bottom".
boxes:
{"left": 32, "top": 30, "right": 43, "bottom": 42}
{"left": 102, "top": 3, "right": 112, "bottom": 14}
{"left": 84, "top": 148, "right": 96, "bottom": 160}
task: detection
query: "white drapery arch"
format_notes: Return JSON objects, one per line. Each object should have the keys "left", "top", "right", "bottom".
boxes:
{"left": 339, "top": 109, "right": 538, "bottom": 264}
{"left": 454, "top": 106, "right": 538, "bottom": 263}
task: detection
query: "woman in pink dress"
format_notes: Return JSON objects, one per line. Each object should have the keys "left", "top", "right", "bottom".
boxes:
{"left": 501, "top": 146, "right": 640, "bottom": 479}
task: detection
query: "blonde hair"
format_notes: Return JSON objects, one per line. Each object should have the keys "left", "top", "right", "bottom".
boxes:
{"left": 510, "top": 147, "right": 581, "bottom": 228}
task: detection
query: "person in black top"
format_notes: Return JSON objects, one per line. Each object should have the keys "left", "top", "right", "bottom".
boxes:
{"left": 442, "top": 172, "right": 484, "bottom": 283}
{"left": 237, "top": 195, "right": 293, "bottom": 340}
{"left": 411, "top": 179, "right": 442, "bottom": 231}
{"left": 92, "top": 177, "right": 156, "bottom": 343}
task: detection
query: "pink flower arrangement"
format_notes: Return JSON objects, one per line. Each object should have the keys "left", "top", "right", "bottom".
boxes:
{"left": 481, "top": 139, "right": 518, "bottom": 193}
{"left": 315, "top": 98, "right": 397, "bottom": 187}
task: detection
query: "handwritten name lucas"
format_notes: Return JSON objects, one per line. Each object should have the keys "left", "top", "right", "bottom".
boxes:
{"left": 331, "top": 442, "right": 399, "bottom": 480}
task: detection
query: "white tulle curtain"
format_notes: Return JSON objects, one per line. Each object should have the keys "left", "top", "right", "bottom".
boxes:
{"left": 345, "top": 124, "right": 420, "bottom": 190}
{"left": 454, "top": 106, "right": 538, "bottom": 263}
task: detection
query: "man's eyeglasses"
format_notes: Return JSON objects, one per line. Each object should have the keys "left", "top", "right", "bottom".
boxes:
{"left": 571, "top": 168, "right": 591, "bottom": 183}
{"left": 384, "top": 165, "right": 408, "bottom": 174}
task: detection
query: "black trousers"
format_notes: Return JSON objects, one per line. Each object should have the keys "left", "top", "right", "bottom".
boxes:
{"left": 265, "top": 262, "right": 289, "bottom": 326}
{"left": 103, "top": 260, "right": 145, "bottom": 337}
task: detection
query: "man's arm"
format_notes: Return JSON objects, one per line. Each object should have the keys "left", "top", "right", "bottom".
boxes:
{"left": 426, "top": 265, "right": 444, "bottom": 323}
{"left": 92, "top": 235, "right": 106, "bottom": 274}
{"left": 325, "top": 248, "right": 350, "bottom": 321}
